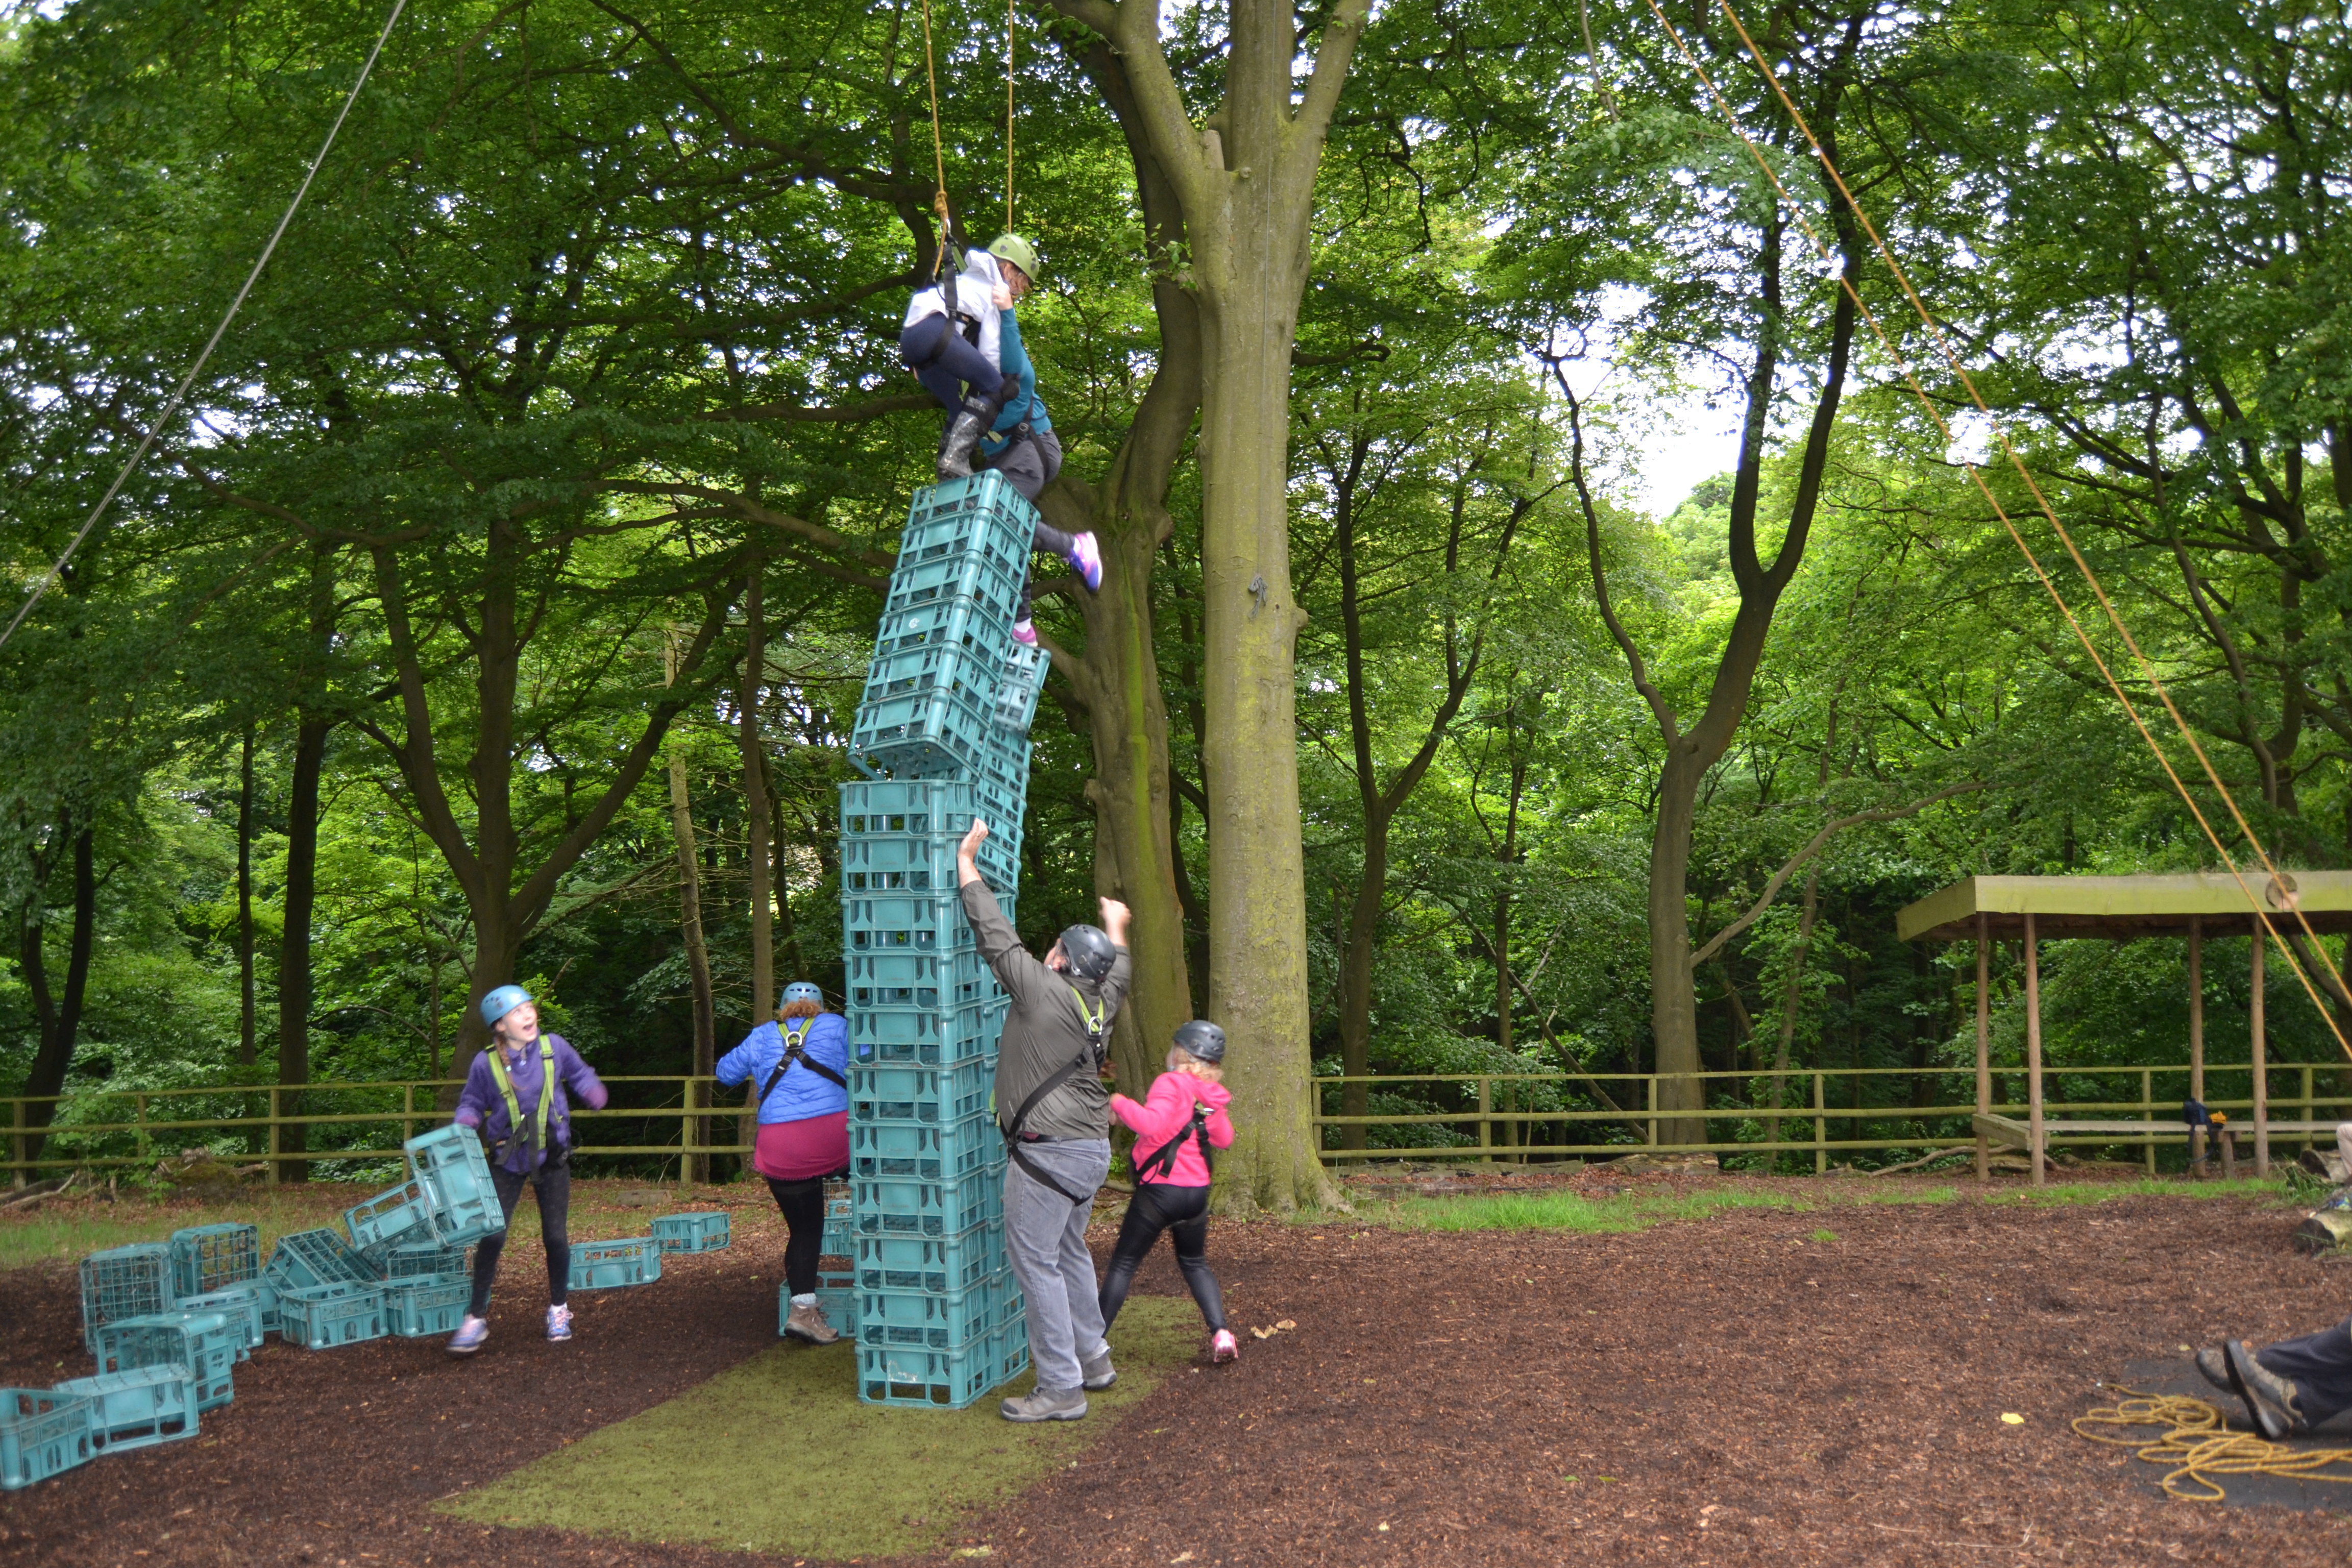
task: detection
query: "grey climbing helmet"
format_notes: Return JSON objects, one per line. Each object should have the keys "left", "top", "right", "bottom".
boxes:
{"left": 1056, "top": 924, "right": 1118, "bottom": 982}
{"left": 1172, "top": 1019, "right": 1226, "bottom": 1063}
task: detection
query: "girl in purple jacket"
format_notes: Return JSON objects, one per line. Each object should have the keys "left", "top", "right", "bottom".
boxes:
{"left": 446, "top": 984, "right": 608, "bottom": 1354}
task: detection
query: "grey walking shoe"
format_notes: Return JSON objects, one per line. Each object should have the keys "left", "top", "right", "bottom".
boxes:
{"left": 1081, "top": 1349, "right": 1117, "bottom": 1391}
{"left": 1000, "top": 1385, "right": 1087, "bottom": 1423}
{"left": 783, "top": 1302, "right": 840, "bottom": 1345}
{"left": 2194, "top": 1345, "right": 2231, "bottom": 1392}
{"left": 2223, "top": 1339, "right": 2304, "bottom": 1439}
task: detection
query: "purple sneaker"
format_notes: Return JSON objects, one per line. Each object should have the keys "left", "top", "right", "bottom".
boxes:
{"left": 1067, "top": 532, "right": 1103, "bottom": 592}
{"left": 448, "top": 1315, "right": 489, "bottom": 1355}
{"left": 546, "top": 1304, "right": 573, "bottom": 1342}
{"left": 1012, "top": 618, "right": 1038, "bottom": 646}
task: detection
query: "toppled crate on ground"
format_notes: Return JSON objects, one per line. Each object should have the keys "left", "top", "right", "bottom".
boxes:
{"left": 53, "top": 1364, "right": 198, "bottom": 1454}
{"left": 79, "top": 1244, "right": 172, "bottom": 1353}
{"left": 568, "top": 1237, "right": 660, "bottom": 1291}
{"left": 405, "top": 1124, "right": 506, "bottom": 1246}
{"left": 167, "top": 1222, "right": 259, "bottom": 1300}
{"left": 277, "top": 1284, "right": 385, "bottom": 1349}
{"left": 92, "top": 1312, "right": 236, "bottom": 1412}
{"left": 0, "top": 1389, "right": 94, "bottom": 1491}
{"left": 346, "top": 1180, "right": 436, "bottom": 1256}
{"left": 800, "top": 1271, "right": 860, "bottom": 1341}
{"left": 649, "top": 1212, "right": 729, "bottom": 1255}
{"left": 264, "top": 1229, "right": 374, "bottom": 1291}
{"left": 174, "top": 1283, "right": 268, "bottom": 1355}
{"left": 384, "top": 1240, "right": 471, "bottom": 1279}
{"left": 381, "top": 1276, "right": 470, "bottom": 1338}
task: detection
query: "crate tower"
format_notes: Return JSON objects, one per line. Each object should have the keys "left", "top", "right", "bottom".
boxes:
{"left": 838, "top": 470, "right": 1050, "bottom": 1408}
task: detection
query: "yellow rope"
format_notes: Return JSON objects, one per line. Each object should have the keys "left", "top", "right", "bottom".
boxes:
{"left": 1637, "top": 0, "right": 2352, "bottom": 1062}
{"left": 917, "top": 0, "right": 952, "bottom": 276}
{"left": 2073, "top": 1389, "right": 2352, "bottom": 1502}
{"left": 1006, "top": 0, "right": 1016, "bottom": 228}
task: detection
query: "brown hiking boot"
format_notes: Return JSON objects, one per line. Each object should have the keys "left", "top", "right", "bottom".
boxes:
{"left": 783, "top": 1301, "right": 840, "bottom": 1345}
{"left": 2224, "top": 1339, "right": 2305, "bottom": 1439}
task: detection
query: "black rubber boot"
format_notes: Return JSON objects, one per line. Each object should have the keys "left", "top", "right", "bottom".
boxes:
{"left": 937, "top": 385, "right": 1014, "bottom": 480}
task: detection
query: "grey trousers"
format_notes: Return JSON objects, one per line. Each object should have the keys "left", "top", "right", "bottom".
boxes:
{"left": 986, "top": 426, "right": 1062, "bottom": 502}
{"left": 1002, "top": 1137, "right": 1111, "bottom": 1393}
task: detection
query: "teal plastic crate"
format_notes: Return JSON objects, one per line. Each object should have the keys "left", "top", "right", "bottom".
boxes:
{"left": 857, "top": 1318, "right": 1030, "bottom": 1409}
{"left": 265, "top": 1228, "right": 375, "bottom": 1291}
{"left": 278, "top": 1284, "right": 386, "bottom": 1349}
{"left": 93, "top": 1312, "right": 236, "bottom": 1412}
{"left": 385, "top": 1240, "right": 472, "bottom": 1280}
{"left": 855, "top": 1222, "right": 1007, "bottom": 1294}
{"left": 406, "top": 1123, "right": 506, "bottom": 1246}
{"left": 346, "top": 1180, "right": 436, "bottom": 1255}
{"left": 861, "top": 640, "right": 1009, "bottom": 723}
{"left": 851, "top": 687, "right": 1010, "bottom": 781}
{"left": 898, "top": 471, "right": 1036, "bottom": 561}
{"left": 174, "top": 1284, "right": 266, "bottom": 1355}
{"left": 54, "top": 1364, "right": 198, "bottom": 1453}
{"left": 878, "top": 526, "right": 1026, "bottom": 621}
{"left": 841, "top": 829, "right": 1018, "bottom": 898}
{"left": 847, "top": 996, "right": 1010, "bottom": 1069}
{"left": 850, "top": 1058, "right": 993, "bottom": 1128}
{"left": 851, "top": 1113, "right": 1003, "bottom": 1182}
{"left": 649, "top": 1212, "right": 730, "bottom": 1255}
{"left": 381, "top": 1276, "right": 471, "bottom": 1338}
{"left": 856, "top": 1268, "right": 1021, "bottom": 1351}
{"left": 795, "top": 1268, "right": 860, "bottom": 1341}
{"left": 569, "top": 1237, "right": 661, "bottom": 1291}
{"left": 167, "top": 1223, "right": 259, "bottom": 1300}
{"left": 79, "top": 1243, "right": 173, "bottom": 1353}
{"left": 845, "top": 948, "right": 999, "bottom": 1010}
{"left": 853, "top": 1159, "right": 1006, "bottom": 1239}
{"left": 0, "top": 1388, "right": 93, "bottom": 1490}
{"left": 992, "top": 641, "right": 1049, "bottom": 733}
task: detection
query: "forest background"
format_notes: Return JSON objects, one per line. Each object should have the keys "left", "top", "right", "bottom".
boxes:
{"left": 2, "top": 0, "right": 2345, "bottom": 1201}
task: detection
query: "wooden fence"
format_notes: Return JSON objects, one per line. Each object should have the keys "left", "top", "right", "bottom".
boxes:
{"left": 6, "top": 1062, "right": 2346, "bottom": 1183}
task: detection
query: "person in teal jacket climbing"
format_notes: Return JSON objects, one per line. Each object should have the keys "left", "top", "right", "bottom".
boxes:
{"left": 716, "top": 981, "right": 850, "bottom": 1344}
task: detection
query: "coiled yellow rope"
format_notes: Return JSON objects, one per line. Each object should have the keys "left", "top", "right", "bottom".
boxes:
{"left": 2073, "top": 1389, "right": 2352, "bottom": 1502}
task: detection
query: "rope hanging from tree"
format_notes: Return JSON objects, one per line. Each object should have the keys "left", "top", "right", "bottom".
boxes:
{"left": 1638, "top": 0, "right": 2352, "bottom": 1061}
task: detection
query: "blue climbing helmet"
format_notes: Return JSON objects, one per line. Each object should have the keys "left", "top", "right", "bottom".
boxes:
{"left": 782, "top": 981, "right": 824, "bottom": 1009}
{"left": 479, "top": 984, "right": 533, "bottom": 1028}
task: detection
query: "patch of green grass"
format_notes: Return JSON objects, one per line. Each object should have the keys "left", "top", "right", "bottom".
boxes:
{"left": 1810, "top": 1228, "right": 1839, "bottom": 1242}
{"left": 2017, "top": 1176, "right": 2286, "bottom": 1206}
{"left": 440, "top": 1295, "right": 1202, "bottom": 1559}
{"left": 1353, "top": 1184, "right": 1822, "bottom": 1236}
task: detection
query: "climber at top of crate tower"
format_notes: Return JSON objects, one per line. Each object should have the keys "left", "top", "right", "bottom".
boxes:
{"left": 897, "top": 232, "right": 1104, "bottom": 646}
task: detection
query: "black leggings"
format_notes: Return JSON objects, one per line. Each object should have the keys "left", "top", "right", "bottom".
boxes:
{"left": 766, "top": 1176, "right": 830, "bottom": 1296}
{"left": 1018, "top": 521, "right": 1078, "bottom": 623}
{"left": 1098, "top": 1181, "right": 1226, "bottom": 1333}
{"left": 469, "top": 1157, "right": 570, "bottom": 1316}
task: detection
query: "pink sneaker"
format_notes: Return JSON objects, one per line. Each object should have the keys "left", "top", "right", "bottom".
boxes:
{"left": 1068, "top": 532, "right": 1103, "bottom": 592}
{"left": 1012, "top": 617, "right": 1038, "bottom": 646}
{"left": 1211, "top": 1329, "right": 1238, "bottom": 1363}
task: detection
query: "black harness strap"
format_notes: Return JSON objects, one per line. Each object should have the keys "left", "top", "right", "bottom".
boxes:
{"left": 1001, "top": 987, "right": 1110, "bottom": 1205}
{"left": 760, "top": 1021, "right": 847, "bottom": 1108}
{"left": 1134, "top": 1100, "right": 1214, "bottom": 1184}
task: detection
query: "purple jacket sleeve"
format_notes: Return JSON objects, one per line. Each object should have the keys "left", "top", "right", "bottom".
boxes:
{"left": 557, "top": 1037, "right": 609, "bottom": 1111}
{"left": 452, "top": 1054, "right": 495, "bottom": 1128}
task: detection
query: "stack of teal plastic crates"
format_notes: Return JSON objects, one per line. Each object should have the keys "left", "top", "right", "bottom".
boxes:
{"left": 838, "top": 471, "right": 1050, "bottom": 1408}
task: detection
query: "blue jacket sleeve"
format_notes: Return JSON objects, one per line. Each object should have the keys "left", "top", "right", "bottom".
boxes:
{"left": 716, "top": 1025, "right": 774, "bottom": 1087}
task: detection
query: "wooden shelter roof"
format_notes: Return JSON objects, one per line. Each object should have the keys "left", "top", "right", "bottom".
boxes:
{"left": 1896, "top": 871, "right": 2352, "bottom": 942}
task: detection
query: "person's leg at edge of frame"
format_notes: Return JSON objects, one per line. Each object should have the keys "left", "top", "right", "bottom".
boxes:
{"left": 1058, "top": 1165, "right": 1112, "bottom": 1386}
{"left": 769, "top": 1175, "right": 838, "bottom": 1344}
{"left": 1166, "top": 1193, "right": 1235, "bottom": 1362}
{"left": 999, "top": 1139, "right": 1111, "bottom": 1421}
{"left": 452, "top": 1162, "right": 532, "bottom": 1353}
{"left": 1097, "top": 1184, "right": 1174, "bottom": 1333}
{"left": 538, "top": 1158, "right": 573, "bottom": 1342}
{"left": 2250, "top": 1316, "right": 2352, "bottom": 1429}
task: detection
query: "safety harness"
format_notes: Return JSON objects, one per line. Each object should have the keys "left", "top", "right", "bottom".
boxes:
{"left": 760, "top": 1018, "right": 848, "bottom": 1107}
{"left": 487, "top": 1036, "right": 564, "bottom": 1169}
{"left": 1001, "top": 986, "right": 1109, "bottom": 1204}
{"left": 1134, "top": 1096, "right": 1217, "bottom": 1184}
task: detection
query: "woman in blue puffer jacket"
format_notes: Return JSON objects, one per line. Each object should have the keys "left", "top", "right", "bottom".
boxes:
{"left": 716, "top": 980, "right": 849, "bottom": 1343}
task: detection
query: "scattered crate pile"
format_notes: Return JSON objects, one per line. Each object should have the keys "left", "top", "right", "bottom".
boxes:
{"left": 837, "top": 471, "right": 1050, "bottom": 1408}
{"left": 3, "top": 1121, "right": 728, "bottom": 1491}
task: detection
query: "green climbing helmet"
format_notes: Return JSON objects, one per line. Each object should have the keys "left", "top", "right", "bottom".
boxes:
{"left": 987, "top": 233, "right": 1041, "bottom": 285}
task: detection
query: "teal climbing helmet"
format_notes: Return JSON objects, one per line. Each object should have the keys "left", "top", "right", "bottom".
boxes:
{"left": 479, "top": 984, "right": 532, "bottom": 1027}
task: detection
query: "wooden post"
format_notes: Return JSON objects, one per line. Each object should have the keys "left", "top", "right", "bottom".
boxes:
{"left": 2142, "top": 1067, "right": 2155, "bottom": 1176}
{"left": 1812, "top": 1071, "right": 1826, "bottom": 1174}
{"left": 2190, "top": 916, "right": 2206, "bottom": 1177}
{"left": 267, "top": 1087, "right": 282, "bottom": 1186}
{"left": 10, "top": 1097, "right": 22, "bottom": 1188}
{"left": 2025, "top": 914, "right": 2045, "bottom": 1188}
{"left": 1645, "top": 1075, "right": 1657, "bottom": 1148}
{"left": 2252, "top": 918, "right": 2269, "bottom": 1177}
{"left": 1974, "top": 916, "right": 1990, "bottom": 1184}
{"left": 402, "top": 1082, "right": 416, "bottom": 1150}
{"left": 1478, "top": 1076, "right": 1493, "bottom": 1165}
{"left": 2305, "top": 1065, "right": 2317, "bottom": 1158}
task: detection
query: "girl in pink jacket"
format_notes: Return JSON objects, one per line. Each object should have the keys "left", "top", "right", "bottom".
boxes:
{"left": 1100, "top": 1020, "right": 1239, "bottom": 1362}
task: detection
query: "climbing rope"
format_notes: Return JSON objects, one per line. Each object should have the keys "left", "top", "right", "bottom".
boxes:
{"left": 916, "top": 0, "right": 955, "bottom": 278}
{"left": 0, "top": 0, "right": 411, "bottom": 653}
{"left": 1006, "top": 0, "right": 1017, "bottom": 227}
{"left": 1640, "top": 0, "right": 2352, "bottom": 1061}
{"left": 2073, "top": 1389, "right": 2352, "bottom": 1502}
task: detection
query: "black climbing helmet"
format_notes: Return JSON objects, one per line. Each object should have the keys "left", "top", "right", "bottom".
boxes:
{"left": 1056, "top": 923, "right": 1118, "bottom": 983}
{"left": 1172, "top": 1019, "right": 1226, "bottom": 1063}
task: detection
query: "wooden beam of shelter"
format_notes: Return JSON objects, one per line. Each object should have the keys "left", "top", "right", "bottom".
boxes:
{"left": 1895, "top": 872, "right": 2346, "bottom": 943}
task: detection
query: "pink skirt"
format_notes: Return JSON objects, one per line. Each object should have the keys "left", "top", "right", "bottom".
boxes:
{"left": 754, "top": 1111, "right": 849, "bottom": 1182}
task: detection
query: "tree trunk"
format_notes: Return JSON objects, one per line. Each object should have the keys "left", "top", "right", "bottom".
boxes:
{"left": 277, "top": 716, "right": 330, "bottom": 1181}
{"left": 236, "top": 725, "right": 257, "bottom": 1069}
{"left": 668, "top": 747, "right": 718, "bottom": 1184}
{"left": 1765, "top": 869, "right": 1821, "bottom": 1154}
{"left": 740, "top": 568, "right": 772, "bottom": 1027}
{"left": 16, "top": 820, "right": 96, "bottom": 1163}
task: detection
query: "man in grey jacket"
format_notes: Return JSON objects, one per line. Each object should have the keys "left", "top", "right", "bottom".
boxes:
{"left": 958, "top": 817, "right": 1131, "bottom": 1422}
